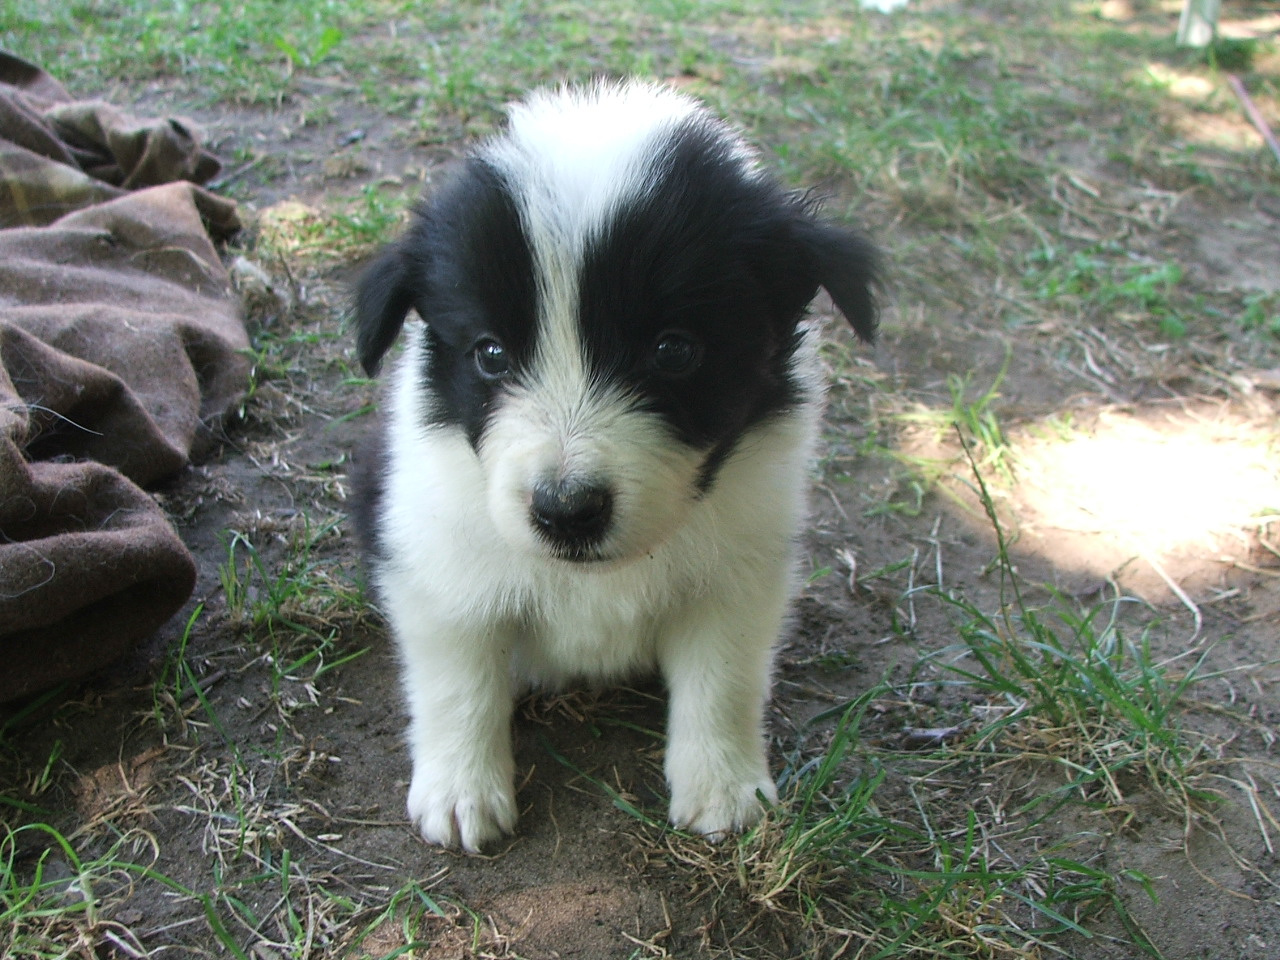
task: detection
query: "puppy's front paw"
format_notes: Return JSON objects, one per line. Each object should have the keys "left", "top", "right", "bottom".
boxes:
{"left": 407, "top": 766, "right": 517, "bottom": 853}
{"left": 668, "top": 766, "right": 779, "bottom": 840}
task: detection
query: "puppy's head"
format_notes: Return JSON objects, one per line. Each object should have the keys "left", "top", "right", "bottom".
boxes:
{"left": 355, "top": 81, "right": 877, "bottom": 565}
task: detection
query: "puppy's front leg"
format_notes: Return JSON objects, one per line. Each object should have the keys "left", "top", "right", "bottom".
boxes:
{"left": 395, "top": 615, "right": 517, "bottom": 852}
{"left": 659, "top": 595, "right": 783, "bottom": 838}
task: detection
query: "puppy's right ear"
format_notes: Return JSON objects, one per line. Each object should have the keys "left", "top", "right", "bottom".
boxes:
{"left": 354, "top": 240, "right": 417, "bottom": 376}
{"left": 799, "top": 220, "right": 879, "bottom": 345}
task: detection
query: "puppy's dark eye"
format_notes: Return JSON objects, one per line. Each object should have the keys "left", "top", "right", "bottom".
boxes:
{"left": 651, "top": 332, "right": 702, "bottom": 376}
{"left": 474, "top": 338, "right": 510, "bottom": 379}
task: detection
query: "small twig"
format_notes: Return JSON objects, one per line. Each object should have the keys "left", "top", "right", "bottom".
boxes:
{"left": 900, "top": 724, "right": 969, "bottom": 750}
{"left": 1241, "top": 768, "right": 1275, "bottom": 856}
{"left": 1141, "top": 551, "right": 1202, "bottom": 640}
{"left": 207, "top": 155, "right": 267, "bottom": 191}
{"left": 1227, "top": 74, "right": 1280, "bottom": 168}
{"left": 928, "top": 514, "right": 944, "bottom": 589}
{"left": 1257, "top": 536, "right": 1280, "bottom": 563}
{"left": 1233, "top": 560, "right": 1280, "bottom": 579}
{"left": 905, "top": 545, "right": 919, "bottom": 631}
{"left": 180, "top": 668, "right": 227, "bottom": 704}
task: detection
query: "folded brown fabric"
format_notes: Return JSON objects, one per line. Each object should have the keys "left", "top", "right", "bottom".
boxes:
{"left": 0, "top": 53, "right": 248, "bottom": 702}
{"left": 0, "top": 457, "right": 198, "bottom": 702}
{"left": 0, "top": 50, "right": 224, "bottom": 226}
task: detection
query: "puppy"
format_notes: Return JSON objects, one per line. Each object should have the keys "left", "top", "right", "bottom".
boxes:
{"left": 352, "top": 80, "right": 876, "bottom": 852}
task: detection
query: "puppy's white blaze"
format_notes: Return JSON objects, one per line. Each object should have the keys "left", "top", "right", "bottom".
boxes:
{"left": 485, "top": 84, "right": 688, "bottom": 420}
{"left": 487, "top": 81, "right": 703, "bottom": 248}
{"left": 484, "top": 82, "right": 760, "bottom": 426}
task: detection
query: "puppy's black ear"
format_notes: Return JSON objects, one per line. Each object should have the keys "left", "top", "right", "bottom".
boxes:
{"left": 801, "top": 220, "right": 879, "bottom": 344}
{"left": 353, "top": 240, "right": 417, "bottom": 376}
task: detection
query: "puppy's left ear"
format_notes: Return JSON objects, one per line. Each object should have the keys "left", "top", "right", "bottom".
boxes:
{"left": 353, "top": 239, "right": 417, "bottom": 376}
{"left": 799, "top": 220, "right": 880, "bottom": 344}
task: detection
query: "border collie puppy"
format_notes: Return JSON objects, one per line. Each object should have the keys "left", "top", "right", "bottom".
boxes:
{"left": 353, "top": 80, "right": 876, "bottom": 852}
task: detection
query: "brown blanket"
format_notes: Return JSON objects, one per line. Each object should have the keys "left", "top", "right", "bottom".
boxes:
{"left": 0, "top": 52, "right": 249, "bottom": 702}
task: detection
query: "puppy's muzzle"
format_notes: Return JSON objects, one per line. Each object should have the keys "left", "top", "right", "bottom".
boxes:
{"left": 530, "top": 477, "right": 614, "bottom": 559}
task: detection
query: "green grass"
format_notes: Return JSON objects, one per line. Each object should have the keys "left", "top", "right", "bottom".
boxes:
{"left": 1026, "top": 243, "right": 1193, "bottom": 339}
{"left": 888, "top": 361, "right": 1013, "bottom": 498}
{"left": 0, "top": 820, "right": 261, "bottom": 960}
{"left": 930, "top": 437, "right": 1217, "bottom": 824}
{"left": 724, "top": 690, "right": 1164, "bottom": 960}
{"left": 217, "top": 518, "right": 369, "bottom": 715}
{"left": 1, "top": 0, "right": 358, "bottom": 103}
{"left": 252, "top": 186, "right": 412, "bottom": 267}
{"left": 1242, "top": 292, "right": 1280, "bottom": 338}
{"left": 218, "top": 517, "right": 342, "bottom": 636}
{"left": 678, "top": 412, "right": 1256, "bottom": 959}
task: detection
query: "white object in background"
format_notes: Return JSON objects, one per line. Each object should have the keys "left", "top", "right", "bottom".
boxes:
{"left": 860, "top": 0, "right": 909, "bottom": 11}
{"left": 1177, "top": 0, "right": 1221, "bottom": 47}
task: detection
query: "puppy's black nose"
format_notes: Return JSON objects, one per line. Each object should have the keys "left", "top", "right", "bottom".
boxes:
{"left": 530, "top": 478, "right": 613, "bottom": 553}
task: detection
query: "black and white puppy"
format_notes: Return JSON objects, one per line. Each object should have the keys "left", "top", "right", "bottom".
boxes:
{"left": 353, "top": 80, "right": 876, "bottom": 852}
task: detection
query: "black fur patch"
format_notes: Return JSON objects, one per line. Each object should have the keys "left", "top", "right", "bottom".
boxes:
{"left": 354, "top": 159, "right": 538, "bottom": 449}
{"left": 574, "top": 116, "right": 874, "bottom": 488}
{"left": 411, "top": 160, "right": 538, "bottom": 448}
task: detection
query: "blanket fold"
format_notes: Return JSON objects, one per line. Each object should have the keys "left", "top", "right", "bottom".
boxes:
{"left": 0, "top": 52, "right": 249, "bottom": 702}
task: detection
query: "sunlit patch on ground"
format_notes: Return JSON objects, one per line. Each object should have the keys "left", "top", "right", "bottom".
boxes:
{"left": 1145, "top": 62, "right": 1217, "bottom": 102}
{"left": 1013, "top": 405, "right": 1279, "bottom": 559}
{"left": 1143, "top": 64, "right": 1274, "bottom": 152}
{"left": 900, "top": 402, "right": 1280, "bottom": 598}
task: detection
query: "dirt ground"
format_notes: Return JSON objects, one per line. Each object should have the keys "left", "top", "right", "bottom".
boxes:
{"left": 4, "top": 4, "right": 1280, "bottom": 960}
